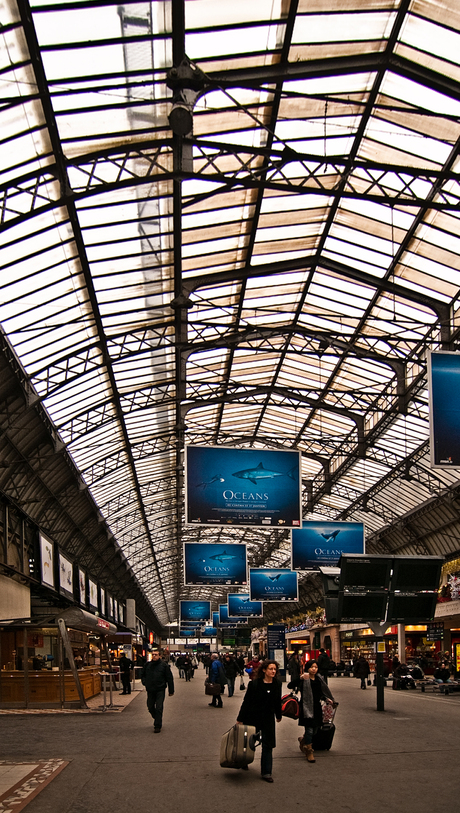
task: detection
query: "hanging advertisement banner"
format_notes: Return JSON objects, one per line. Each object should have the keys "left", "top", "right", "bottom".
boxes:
{"left": 185, "top": 445, "right": 301, "bottom": 528}
{"left": 88, "top": 578, "right": 98, "bottom": 610}
{"left": 201, "top": 627, "right": 218, "bottom": 637}
{"left": 219, "top": 604, "right": 248, "bottom": 625}
{"left": 292, "top": 521, "right": 365, "bottom": 570}
{"left": 228, "top": 593, "right": 263, "bottom": 618}
{"left": 39, "top": 532, "right": 55, "bottom": 589}
{"left": 78, "top": 568, "right": 86, "bottom": 606}
{"left": 183, "top": 542, "right": 247, "bottom": 585}
{"left": 428, "top": 351, "right": 460, "bottom": 467}
{"left": 180, "top": 600, "right": 211, "bottom": 623}
{"left": 249, "top": 568, "right": 299, "bottom": 602}
{"left": 59, "top": 552, "right": 74, "bottom": 599}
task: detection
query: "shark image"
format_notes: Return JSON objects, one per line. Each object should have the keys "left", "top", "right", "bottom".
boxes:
{"left": 232, "top": 462, "right": 297, "bottom": 485}
{"left": 320, "top": 530, "right": 340, "bottom": 542}
{"left": 195, "top": 474, "right": 225, "bottom": 489}
{"left": 209, "top": 550, "right": 237, "bottom": 563}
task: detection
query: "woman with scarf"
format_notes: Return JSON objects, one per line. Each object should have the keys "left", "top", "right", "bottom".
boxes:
{"left": 296, "top": 659, "right": 335, "bottom": 763}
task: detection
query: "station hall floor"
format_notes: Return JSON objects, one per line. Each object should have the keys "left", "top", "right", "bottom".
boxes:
{"left": 1, "top": 665, "right": 459, "bottom": 813}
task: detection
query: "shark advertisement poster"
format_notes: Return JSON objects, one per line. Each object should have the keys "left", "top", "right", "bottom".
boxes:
{"left": 249, "top": 568, "right": 299, "bottom": 602}
{"left": 228, "top": 592, "right": 263, "bottom": 618}
{"left": 201, "top": 627, "right": 218, "bottom": 637}
{"left": 183, "top": 542, "right": 247, "bottom": 585}
{"left": 179, "top": 600, "right": 211, "bottom": 623}
{"left": 219, "top": 604, "right": 248, "bottom": 625}
{"left": 428, "top": 351, "right": 460, "bottom": 467}
{"left": 185, "top": 445, "right": 301, "bottom": 528}
{"left": 291, "top": 521, "right": 365, "bottom": 570}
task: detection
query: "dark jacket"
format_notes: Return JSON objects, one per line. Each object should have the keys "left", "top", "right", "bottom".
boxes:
{"left": 141, "top": 659, "right": 174, "bottom": 694}
{"left": 353, "top": 656, "right": 370, "bottom": 679}
{"left": 119, "top": 655, "right": 133, "bottom": 673}
{"left": 317, "top": 651, "right": 331, "bottom": 676}
{"left": 237, "top": 677, "right": 282, "bottom": 749}
{"left": 209, "top": 658, "right": 227, "bottom": 688}
{"left": 223, "top": 657, "right": 241, "bottom": 680}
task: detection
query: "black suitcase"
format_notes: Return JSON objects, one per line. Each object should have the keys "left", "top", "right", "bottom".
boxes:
{"left": 312, "top": 702, "right": 338, "bottom": 751}
{"left": 220, "top": 724, "right": 259, "bottom": 769}
{"left": 312, "top": 722, "right": 335, "bottom": 751}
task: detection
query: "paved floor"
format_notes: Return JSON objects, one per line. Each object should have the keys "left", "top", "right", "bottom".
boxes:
{"left": 1, "top": 665, "right": 460, "bottom": 812}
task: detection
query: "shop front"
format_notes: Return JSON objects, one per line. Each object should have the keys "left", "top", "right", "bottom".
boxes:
{"left": 0, "top": 608, "right": 117, "bottom": 708}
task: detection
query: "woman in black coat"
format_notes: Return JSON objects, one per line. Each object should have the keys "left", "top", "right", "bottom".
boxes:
{"left": 236, "top": 659, "right": 282, "bottom": 783}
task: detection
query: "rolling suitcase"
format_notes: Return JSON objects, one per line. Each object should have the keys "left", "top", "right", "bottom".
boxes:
{"left": 312, "top": 702, "right": 338, "bottom": 751}
{"left": 220, "top": 724, "right": 259, "bottom": 769}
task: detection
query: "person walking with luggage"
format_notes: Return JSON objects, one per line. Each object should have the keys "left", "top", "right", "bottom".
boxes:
{"left": 353, "top": 653, "right": 370, "bottom": 689}
{"left": 141, "top": 648, "right": 174, "bottom": 732}
{"left": 236, "top": 659, "right": 282, "bottom": 783}
{"left": 208, "top": 653, "right": 227, "bottom": 708}
{"left": 296, "top": 659, "right": 335, "bottom": 764}
{"left": 118, "top": 652, "right": 133, "bottom": 695}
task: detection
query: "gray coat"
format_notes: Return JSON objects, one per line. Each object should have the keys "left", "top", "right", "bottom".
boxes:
{"left": 299, "top": 674, "right": 334, "bottom": 724}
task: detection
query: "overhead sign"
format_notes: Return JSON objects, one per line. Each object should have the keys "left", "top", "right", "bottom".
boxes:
{"left": 201, "top": 627, "right": 218, "bottom": 637}
{"left": 185, "top": 445, "right": 301, "bottom": 528}
{"left": 184, "top": 542, "right": 247, "bottom": 585}
{"left": 249, "top": 568, "right": 299, "bottom": 602}
{"left": 228, "top": 593, "right": 263, "bottom": 618}
{"left": 180, "top": 600, "right": 211, "bottom": 623}
{"left": 292, "top": 521, "right": 365, "bottom": 570}
{"left": 219, "top": 604, "right": 248, "bottom": 625}
{"left": 429, "top": 351, "right": 460, "bottom": 467}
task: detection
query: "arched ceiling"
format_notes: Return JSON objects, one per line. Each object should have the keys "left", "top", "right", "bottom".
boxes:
{"left": 2, "top": 0, "right": 460, "bottom": 631}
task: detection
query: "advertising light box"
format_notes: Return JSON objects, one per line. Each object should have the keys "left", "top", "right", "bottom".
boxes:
{"left": 59, "top": 552, "right": 74, "bottom": 599}
{"left": 249, "top": 568, "right": 299, "bottom": 602}
{"left": 78, "top": 568, "right": 86, "bottom": 606}
{"left": 88, "top": 579, "right": 98, "bottom": 610}
{"left": 185, "top": 445, "right": 301, "bottom": 528}
{"left": 219, "top": 604, "right": 247, "bottom": 625}
{"left": 292, "top": 521, "right": 365, "bottom": 570}
{"left": 39, "top": 533, "right": 55, "bottom": 589}
{"left": 180, "top": 600, "right": 211, "bottom": 623}
{"left": 228, "top": 593, "right": 263, "bottom": 618}
{"left": 201, "top": 627, "right": 218, "bottom": 637}
{"left": 184, "top": 542, "right": 247, "bottom": 586}
{"left": 429, "top": 351, "right": 460, "bottom": 467}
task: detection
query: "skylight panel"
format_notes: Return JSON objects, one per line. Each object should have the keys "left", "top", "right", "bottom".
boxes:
{"left": 292, "top": 11, "right": 396, "bottom": 44}
{"left": 400, "top": 13, "right": 460, "bottom": 66}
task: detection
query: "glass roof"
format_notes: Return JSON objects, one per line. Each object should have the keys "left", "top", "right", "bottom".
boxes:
{"left": 2, "top": 0, "right": 460, "bottom": 629}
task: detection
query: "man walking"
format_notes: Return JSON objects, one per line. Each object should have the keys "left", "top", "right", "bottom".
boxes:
{"left": 317, "top": 648, "right": 331, "bottom": 684}
{"left": 141, "top": 648, "right": 174, "bottom": 732}
{"left": 119, "top": 652, "right": 133, "bottom": 695}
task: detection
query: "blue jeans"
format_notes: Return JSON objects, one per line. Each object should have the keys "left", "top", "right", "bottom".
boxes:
{"left": 226, "top": 677, "right": 235, "bottom": 697}
{"left": 303, "top": 724, "right": 319, "bottom": 745}
{"left": 147, "top": 689, "right": 165, "bottom": 728}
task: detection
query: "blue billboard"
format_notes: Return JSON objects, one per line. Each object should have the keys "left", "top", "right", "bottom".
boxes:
{"left": 429, "top": 351, "right": 460, "bottom": 467}
{"left": 213, "top": 611, "right": 220, "bottom": 627}
{"left": 292, "top": 521, "right": 365, "bottom": 570}
{"left": 249, "top": 568, "right": 298, "bottom": 602}
{"left": 185, "top": 445, "right": 301, "bottom": 528}
{"left": 184, "top": 542, "right": 247, "bottom": 585}
{"left": 179, "top": 629, "right": 195, "bottom": 637}
{"left": 228, "top": 592, "right": 263, "bottom": 618}
{"left": 179, "top": 600, "right": 211, "bottom": 623}
{"left": 219, "top": 604, "right": 248, "bottom": 625}
{"left": 201, "top": 627, "right": 218, "bottom": 637}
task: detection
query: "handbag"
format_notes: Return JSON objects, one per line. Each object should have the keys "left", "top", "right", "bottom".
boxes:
{"left": 239, "top": 679, "right": 246, "bottom": 690}
{"left": 205, "top": 682, "right": 222, "bottom": 696}
{"left": 281, "top": 692, "right": 300, "bottom": 719}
